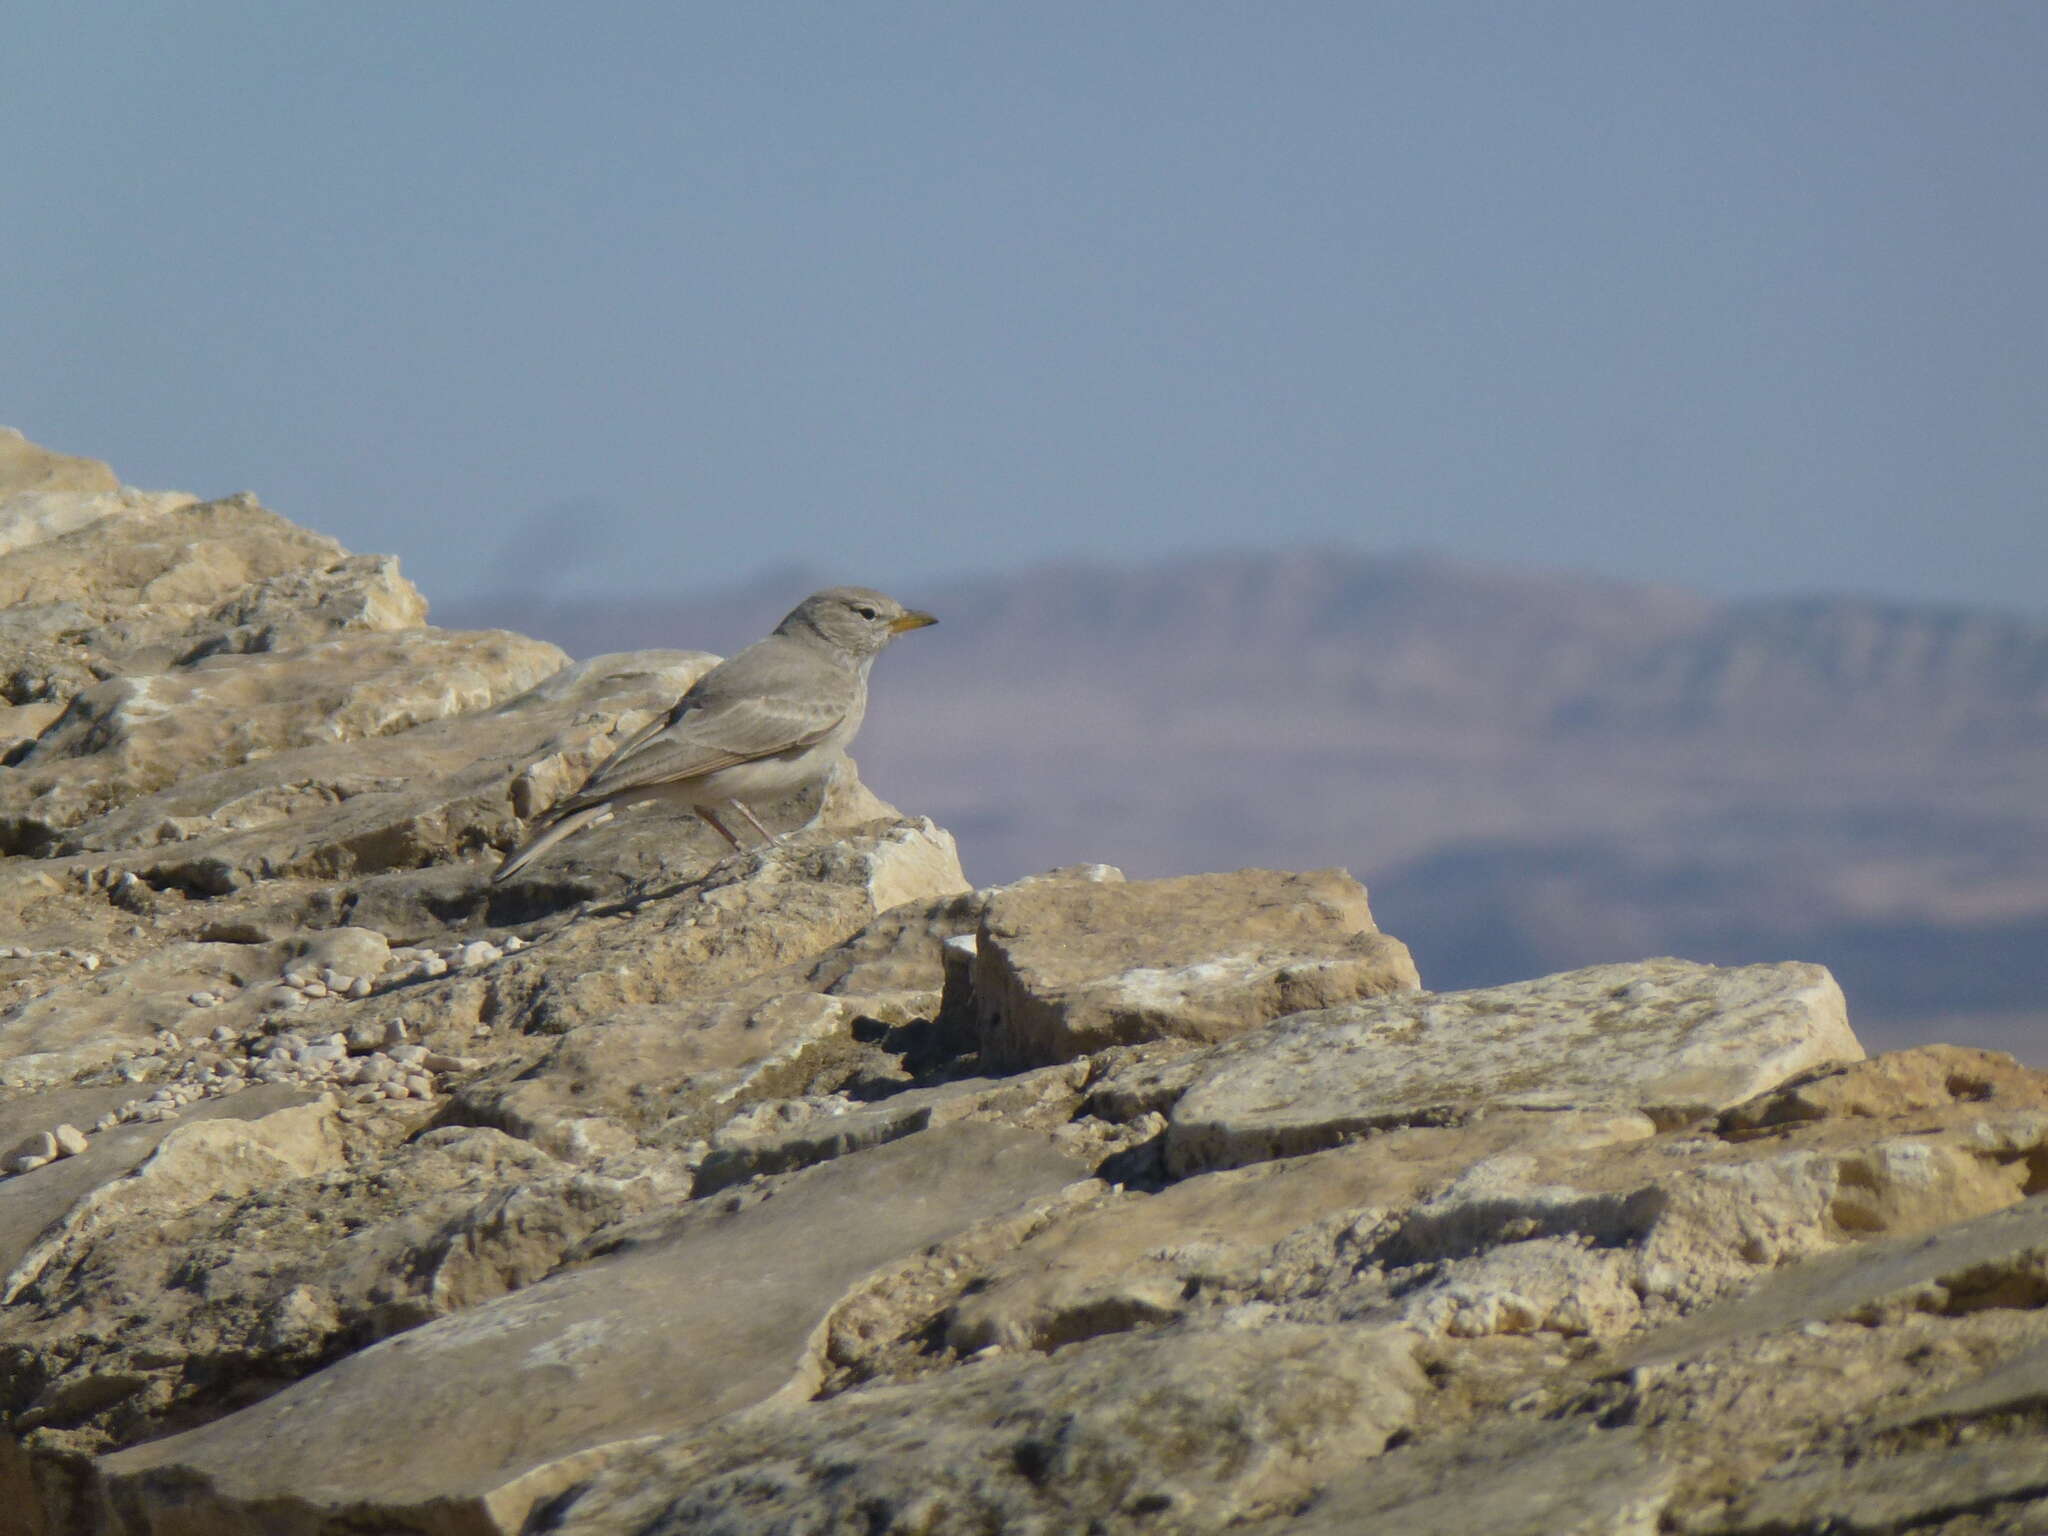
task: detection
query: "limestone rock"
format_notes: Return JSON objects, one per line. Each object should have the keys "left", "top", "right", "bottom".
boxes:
{"left": 974, "top": 868, "right": 1419, "bottom": 1067}
{"left": 3, "top": 626, "right": 568, "bottom": 840}
{"left": 537, "top": 1323, "right": 1425, "bottom": 1536}
{"left": 0, "top": 428, "right": 120, "bottom": 498}
{"left": 1158, "top": 958, "right": 1859, "bottom": 1174}
{"left": 94, "top": 1124, "right": 1088, "bottom": 1534}
{"left": 1256, "top": 1423, "right": 1677, "bottom": 1536}
{"left": 0, "top": 1085, "right": 317, "bottom": 1281}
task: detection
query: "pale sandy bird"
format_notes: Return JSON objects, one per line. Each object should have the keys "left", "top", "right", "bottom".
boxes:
{"left": 492, "top": 586, "right": 936, "bottom": 883}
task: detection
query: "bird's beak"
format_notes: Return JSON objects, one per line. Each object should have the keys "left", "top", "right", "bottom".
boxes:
{"left": 890, "top": 610, "right": 938, "bottom": 633}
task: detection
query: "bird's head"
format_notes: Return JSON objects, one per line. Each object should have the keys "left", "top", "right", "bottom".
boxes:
{"left": 776, "top": 586, "right": 937, "bottom": 658}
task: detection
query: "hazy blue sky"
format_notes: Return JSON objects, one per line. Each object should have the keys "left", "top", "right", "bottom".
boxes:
{"left": 7, "top": 4, "right": 2044, "bottom": 612}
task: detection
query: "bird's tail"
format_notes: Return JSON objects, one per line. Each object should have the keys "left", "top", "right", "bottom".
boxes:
{"left": 491, "top": 804, "right": 614, "bottom": 884}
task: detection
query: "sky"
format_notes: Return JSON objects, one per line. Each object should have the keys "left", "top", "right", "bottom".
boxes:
{"left": 6, "top": 3, "right": 2045, "bottom": 614}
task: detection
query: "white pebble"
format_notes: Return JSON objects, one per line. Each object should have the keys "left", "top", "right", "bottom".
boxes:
{"left": 188, "top": 991, "right": 220, "bottom": 1008}
{"left": 53, "top": 1125, "right": 87, "bottom": 1156}
{"left": 457, "top": 941, "right": 499, "bottom": 970}
{"left": 11, "top": 1153, "right": 51, "bottom": 1175}
{"left": 347, "top": 976, "right": 373, "bottom": 999}
{"left": 283, "top": 969, "right": 314, "bottom": 988}
{"left": 380, "top": 1082, "right": 410, "bottom": 1100}
{"left": 94, "top": 1115, "right": 118, "bottom": 1133}
{"left": 421, "top": 955, "right": 449, "bottom": 978}
{"left": 421, "top": 1052, "right": 478, "bottom": 1074}
{"left": 503, "top": 935, "right": 526, "bottom": 952}
{"left": 403, "top": 1073, "right": 435, "bottom": 1098}
{"left": 211, "top": 1024, "right": 238, "bottom": 1043}
{"left": 388, "top": 1043, "right": 428, "bottom": 1067}
{"left": 82, "top": 953, "right": 101, "bottom": 971}
{"left": 155, "top": 1030, "right": 181, "bottom": 1050}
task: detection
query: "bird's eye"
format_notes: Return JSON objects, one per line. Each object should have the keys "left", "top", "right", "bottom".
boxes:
{"left": 854, "top": 605, "right": 878, "bottom": 620}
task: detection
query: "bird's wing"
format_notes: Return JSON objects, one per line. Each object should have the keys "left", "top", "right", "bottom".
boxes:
{"left": 559, "top": 643, "right": 855, "bottom": 808}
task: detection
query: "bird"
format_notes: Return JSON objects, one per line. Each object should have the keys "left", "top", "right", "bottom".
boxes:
{"left": 491, "top": 585, "right": 936, "bottom": 883}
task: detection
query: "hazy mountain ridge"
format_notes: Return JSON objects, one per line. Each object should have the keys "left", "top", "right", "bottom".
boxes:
{"left": 443, "top": 549, "right": 2048, "bottom": 1055}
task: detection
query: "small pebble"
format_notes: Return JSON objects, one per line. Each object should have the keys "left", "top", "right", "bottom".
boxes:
{"left": 457, "top": 941, "right": 499, "bottom": 969}
{"left": 52, "top": 1125, "right": 87, "bottom": 1156}
{"left": 188, "top": 991, "right": 220, "bottom": 1008}
{"left": 388, "top": 1043, "right": 428, "bottom": 1067}
{"left": 347, "top": 976, "right": 372, "bottom": 999}
{"left": 403, "top": 1073, "right": 435, "bottom": 1098}
{"left": 421, "top": 956, "right": 448, "bottom": 978}
{"left": 11, "top": 1153, "right": 51, "bottom": 1175}
{"left": 283, "top": 970, "right": 314, "bottom": 988}
{"left": 503, "top": 935, "right": 526, "bottom": 952}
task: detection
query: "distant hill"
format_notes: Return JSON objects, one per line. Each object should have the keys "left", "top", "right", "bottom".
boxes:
{"left": 441, "top": 550, "right": 2048, "bottom": 1059}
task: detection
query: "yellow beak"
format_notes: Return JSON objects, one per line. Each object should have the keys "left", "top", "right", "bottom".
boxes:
{"left": 889, "top": 610, "right": 938, "bottom": 633}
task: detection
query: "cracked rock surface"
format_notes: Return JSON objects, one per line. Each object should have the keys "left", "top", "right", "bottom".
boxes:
{"left": 3, "top": 432, "right": 2047, "bottom": 1535}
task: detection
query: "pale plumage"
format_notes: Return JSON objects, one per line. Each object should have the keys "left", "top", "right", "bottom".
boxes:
{"left": 492, "top": 586, "right": 936, "bottom": 882}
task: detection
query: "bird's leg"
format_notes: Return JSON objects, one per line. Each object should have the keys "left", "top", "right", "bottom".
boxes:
{"left": 695, "top": 806, "right": 745, "bottom": 850}
{"left": 731, "top": 799, "right": 779, "bottom": 845}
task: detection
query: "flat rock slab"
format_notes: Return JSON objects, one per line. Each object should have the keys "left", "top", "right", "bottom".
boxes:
{"left": 537, "top": 1322, "right": 1424, "bottom": 1536}
{"left": 0, "top": 1083, "right": 316, "bottom": 1283}
{"left": 948, "top": 1108, "right": 1654, "bottom": 1354}
{"left": 1163, "top": 959, "right": 1859, "bottom": 1174}
{"left": 974, "top": 868, "right": 1419, "bottom": 1067}
{"left": 6, "top": 626, "right": 567, "bottom": 835}
{"left": 94, "top": 1121, "right": 1090, "bottom": 1536}
{"left": 1624, "top": 1188, "right": 2048, "bottom": 1370}
{"left": 1253, "top": 1423, "right": 1675, "bottom": 1536}
{"left": 1715, "top": 1439, "right": 2048, "bottom": 1535}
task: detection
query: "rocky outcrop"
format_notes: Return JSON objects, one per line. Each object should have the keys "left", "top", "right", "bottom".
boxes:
{"left": 2, "top": 433, "right": 2047, "bottom": 1535}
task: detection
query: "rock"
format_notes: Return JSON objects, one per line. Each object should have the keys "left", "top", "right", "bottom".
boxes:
{"left": 946, "top": 1108, "right": 1656, "bottom": 1354}
{"left": 973, "top": 868, "right": 1420, "bottom": 1067}
{"left": 0, "top": 427, "right": 120, "bottom": 498}
{"left": 0, "top": 939, "right": 297, "bottom": 1086}
{"left": 1624, "top": 1185, "right": 2048, "bottom": 1371}
{"left": 538, "top": 1323, "right": 1425, "bottom": 1536}
{"left": 3, "top": 626, "right": 568, "bottom": 839}
{"left": 0, "top": 1084, "right": 319, "bottom": 1294}
{"left": 94, "top": 1123, "right": 1089, "bottom": 1534}
{"left": 1155, "top": 958, "right": 1859, "bottom": 1174}
{"left": 1254, "top": 1422, "right": 1677, "bottom": 1536}
{"left": 696, "top": 1064, "right": 1089, "bottom": 1195}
